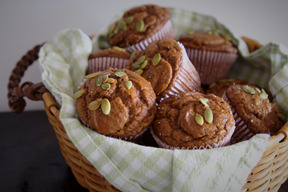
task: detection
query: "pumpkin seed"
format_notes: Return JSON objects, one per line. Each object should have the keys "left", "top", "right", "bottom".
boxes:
{"left": 125, "top": 16, "right": 134, "bottom": 24}
{"left": 134, "top": 55, "right": 146, "bottom": 68}
{"left": 140, "top": 60, "right": 148, "bottom": 69}
{"left": 255, "top": 87, "right": 261, "bottom": 93}
{"left": 72, "top": 89, "right": 85, "bottom": 99}
{"left": 112, "top": 46, "right": 126, "bottom": 52}
{"left": 101, "top": 83, "right": 111, "bottom": 90}
{"left": 243, "top": 85, "right": 255, "bottom": 95}
{"left": 96, "top": 76, "right": 103, "bottom": 86}
{"left": 101, "top": 99, "right": 111, "bottom": 115}
{"left": 107, "top": 78, "right": 116, "bottom": 83}
{"left": 199, "top": 98, "right": 209, "bottom": 107}
{"left": 204, "top": 108, "right": 213, "bottom": 123}
{"left": 134, "top": 69, "right": 143, "bottom": 76}
{"left": 152, "top": 53, "right": 161, "bottom": 66}
{"left": 136, "top": 20, "right": 144, "bottom": 32}
{"left": 125, "top": 81, "right": 132, "bottom": 89}
{"left": 85, "top": 72, "right": 101, "bottom": 79}
{"left": 88, "top": 99, "right": 102, "bottom": 110}
{"left": 102, "top": 74, "right": 109, "bottom": 83}
{"left": 195, "top": 113, "right": 204, "bottom": 126}
{"left": 130, "top": 51, "right": 136, "bottom": 61}
{"left": 118, "top": 19, "right": 127, "bottom": 30}
{"left": 115, "top": 71, "right": 126, "bottom": 77}
{"left": 260, "top": 89, "right": 268, "bottom": 99}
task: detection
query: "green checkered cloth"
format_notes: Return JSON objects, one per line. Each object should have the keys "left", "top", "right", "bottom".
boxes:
{"left": 39, "top": 7, "right": 288, "bottom": 192}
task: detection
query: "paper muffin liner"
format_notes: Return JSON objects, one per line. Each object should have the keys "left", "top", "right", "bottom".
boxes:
{"left": 125, "top": 20, "right": 174, "bottom": 53}
{"left": 87, "top": 57, "right": 130, "bottom": 74}
{"left": 150, "top": 125, "right": 235, "bottom": 150}
{"left": 185, "top": 48, "right": 238, "bottom": 85}
{"left": 161, "top": 42, "right": 201, "bottom": 100}
{"left": 222, "top": 93, "right": 254, "bottom": 144}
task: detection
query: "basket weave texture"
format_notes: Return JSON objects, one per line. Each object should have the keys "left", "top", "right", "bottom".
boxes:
{"left": 7, "top": 38, "right": 288, "bottom": 191}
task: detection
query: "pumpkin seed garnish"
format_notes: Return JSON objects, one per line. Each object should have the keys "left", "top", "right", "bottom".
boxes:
{"left": 136, "top": 20, "right": 144, "bottom": 32}
{"left": 152, "top": 53, "right": 161, "bottom": 66}
{"left": 195, "top": 113, "right": 204, "bottom": 126}
{"left": 125, "top": 16, "right": 134, "bottom": 25}
{"left": 118, "top": 18, "right": 127, "bottom": 30}
{"left": 72, "top": 89, "right": 85, "bottom": 99}
{"left": 130, "top": 51, "right": 136, "bottom": 61}
{"left": 85, "top": 72, "right": 101, "bottom": 79}
{"left": 243, "top": 85, "right": 255, "bottom": 95}
{"left": 102, "top": 74, "right": 109, "bottom": 83}
{"left": 255, "top": 87, "right": 261, "bottom": 93}
{"left": 204, "top": 108, "right": 213, "bottom": 123}
{"left": 88, "top": 99, "right": 102, "bottom": 110}
{"left": 115, "top": 71, "right": 126, "bottom": 77}
{"left": 134, "top": 55, "right": 146, "bottom": 68}
{"left": 260, "top": 89, "right": 268, "bottom": 99}
{"left": 134, "top": 69, "right": 143, "bottom": 76}
{"left": 199, "top": 98, "right": 209, "bottom": 107}
{"left": 140, "top": 60, "right": 148, "bottom": 69}
{"left": 101, "top": 99, "right": 111, "bottom": 115}
{"left": 101, "top": 83, "right": 111, "bottom": 90}
{"left": 96, "top": 76, "right": 103, "bottom": 87}
{"left": 107, "top": 78, "right": 116, "bottom": 84}
{"left": 112, "top": 46, "right": 126, "bottom": 52}
{"left": 125, "top": 81, "right": 132, "bottom": 89}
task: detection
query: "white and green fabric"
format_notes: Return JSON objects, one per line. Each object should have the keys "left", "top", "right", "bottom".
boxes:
{"left": 39, "top": 7, "right": 287, "bottom": 192}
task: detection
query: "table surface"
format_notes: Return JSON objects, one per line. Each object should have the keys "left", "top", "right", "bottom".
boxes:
{"left": 1, "top": 110, "right": 287, "bottom": 192}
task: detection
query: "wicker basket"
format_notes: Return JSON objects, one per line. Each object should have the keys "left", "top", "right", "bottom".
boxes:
{"left": 7, "top": 38, "right": 288, "bottom": 192}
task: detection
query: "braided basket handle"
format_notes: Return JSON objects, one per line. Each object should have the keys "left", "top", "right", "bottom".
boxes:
{"left": 7, "top": 43, "right": 48, "bottom": 113}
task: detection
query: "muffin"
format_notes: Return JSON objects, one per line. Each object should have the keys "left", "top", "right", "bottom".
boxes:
{"left": 206, "top": 78, "right": 254, "bottom": 97}
{"left": 223, "top": 84, "right": 283, "bottom": 144}
{"left": 73, "top": 68, "right": 157, "bottom": 141}
{"left": 107, "top": 4, "right": 174, "bottom": 53}
{"left": 87, "top": 46, "right": 131, "bottom": 74}
{"left": 126, "top": 38, "right": 201, "bottom": 101}
{"left": 178, "top": 30, "right": 238, "bottom": 85}
{"left": 151, "top": 91, "right": 236, "bottom": 149}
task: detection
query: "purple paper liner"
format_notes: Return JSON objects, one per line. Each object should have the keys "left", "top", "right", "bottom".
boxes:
{"left": 87, "top": 57, "right": 130, "bottom": 74}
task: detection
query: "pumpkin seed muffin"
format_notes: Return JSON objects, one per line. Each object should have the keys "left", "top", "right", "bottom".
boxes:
{"left": 87, "top": 46, "right": 131, "bottom": 74}
{"left": 126, "top": 38, "right": 201, "bottom": 101}
{"left": 178, "top": 30, "right": 238, "bottom": 85}
{"left": 151, "top": 91, "right": 235, "bottom": 149}
{"left": 107, "top": 4, "right": 174, "bottom": 53}
{"left": 223, "top": 84, "right": 283, "bottom": 144}
{"left": 206, "top": 78, "right": 253, "bottom": 97}
{"left": 74, "top": 68, "right": 156, "bottom": 141}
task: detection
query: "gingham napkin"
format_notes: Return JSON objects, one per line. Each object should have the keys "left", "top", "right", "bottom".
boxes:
{"left": 38, "top": 7, "right": 288, "bottom": 192}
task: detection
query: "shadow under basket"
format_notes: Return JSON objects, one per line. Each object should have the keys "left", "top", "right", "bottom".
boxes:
{"left": 7, "top": 39, "right": 288, "bottom": 192}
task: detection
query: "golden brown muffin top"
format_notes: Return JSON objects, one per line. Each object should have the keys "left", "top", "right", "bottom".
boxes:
{"left": 226, "top": 84, "right": 283, "bottom": 134}
{"left": 206, "top": 79, "right": 251, "bottom": 97}
{"left": 108, "top": 4, "right": 170, "bottom": 48}
{"left": 178, "top": 31, "right": 238, "bottom": 54}
{"left": 89, "top": 46, "right": 131, "bottom": 60}
{"left": 152, "top": 91, "right": 235, "bottom": 148}
{"left": 74, "top": 68, "right": 156, "bottom": 138}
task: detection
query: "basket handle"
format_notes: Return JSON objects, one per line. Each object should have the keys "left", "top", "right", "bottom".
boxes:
{"left": 7, "top": 43, "right": 48, "bottom": 114}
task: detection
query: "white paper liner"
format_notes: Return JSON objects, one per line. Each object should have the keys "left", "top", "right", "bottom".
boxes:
{"left": 222, "top": 93, "right": 254, "bottom": 144}
{"left": 125, "top": 20, "right": 174, "bottom": 53}
{"left": 150, "top": 124, "right": 235, "bottom": 150}
{"left": 161, "top": 42, "right": 201, "bottom": 100}
{"left": 185, "top": 48, "right": 238, "bottom": 85}
{"left": 87, "top": 57, "right": 129, "bottom": 74}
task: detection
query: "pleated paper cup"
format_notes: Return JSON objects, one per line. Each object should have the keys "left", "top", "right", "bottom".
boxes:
{"left": 125, "top": 20, "right": 174, "bottom": 53}
{"left": 222, "top": 92, "right": 254, "bottom": 144}
{"left": 160, "top": 42, "right": 201, "bottom": 100}
{"left": 185, "top": 48, "right": 238, "bottom": 85}
{"left": 87, "top": 57, "right": 130, "bottom": 74}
